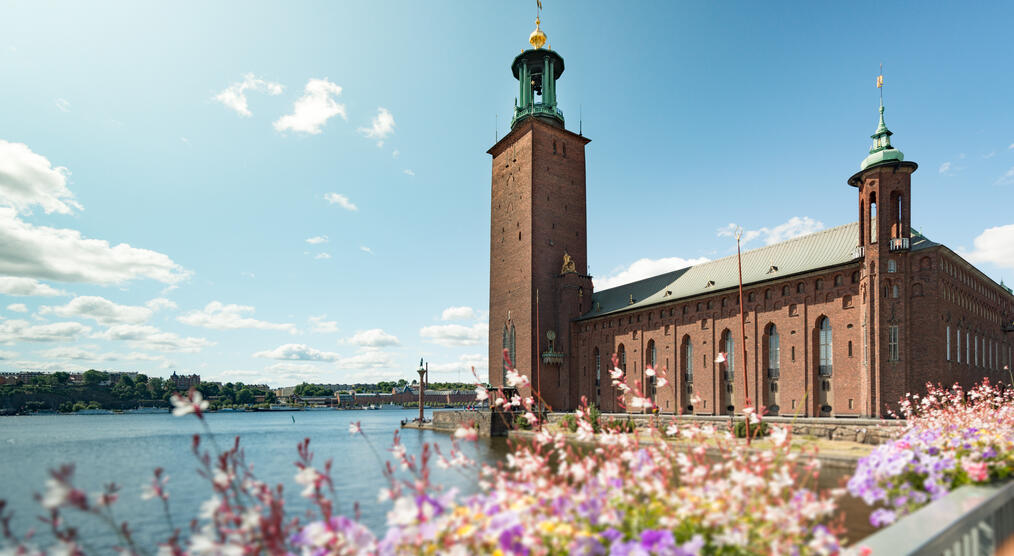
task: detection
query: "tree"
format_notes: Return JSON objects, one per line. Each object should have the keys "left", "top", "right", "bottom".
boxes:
{"left": 135, "top": 374, "right": 149, "bottom": 384}
{"left": 83, "top": 370, "right": 108, "bottom": 385}
{"left": 149, "top": 377, "right": 166, "bottom": 399}
{"left": 236, "top": 388, "right": 255, "bottom": 405}
{"left": 53, "top": 372, "right": 70, "bottom": 384}
{"left": 264, "top": 391, "right": 278, "bottom": 404}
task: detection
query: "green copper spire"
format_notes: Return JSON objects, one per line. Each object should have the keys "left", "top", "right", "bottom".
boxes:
{"left": 860, "top": 100, "right": 905, "bottom": 170}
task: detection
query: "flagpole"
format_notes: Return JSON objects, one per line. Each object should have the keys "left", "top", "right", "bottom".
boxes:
{"left": 536, "top": 288, "right": 542, "bottom": 431}
{"left": 736, "top": 229, "right": 751, "bottom": 446}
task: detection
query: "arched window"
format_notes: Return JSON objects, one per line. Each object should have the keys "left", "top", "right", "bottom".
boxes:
{"left": 648, "top": 340, "right": 657, "bottom": 369}
{"left": 782, "top": 285, "right": 790, "bottom": 296}
{"left": 834, "top": 275, "right": 843, "bottom": 287}
{"left": 852, "top": 271, "right": 860, "bottom": 284}
{"left": 502, "top": 323, "right": 516, "bottom": 384}
{"left": 815, "top": 279, "right": 823, "bottom": 291}
{"left": 682, "top": 336, "right": 693, "bottom": 382}
{"left": 618, "top": 344, "right": 626, "bottom": 371}
{"left": 767, "top": 324, "right": 780, "bottom": 378}
{"left": 870, "top": 192, "right": 878, "bottom": 243}
{"left": 797, "top": 283, "right": 806, "bottom": 294}
{"left": 818, "top": 317, "right": 833, "bottom": 376}
{"left": 594, "top": 347, "right": 601, "bottom": 387}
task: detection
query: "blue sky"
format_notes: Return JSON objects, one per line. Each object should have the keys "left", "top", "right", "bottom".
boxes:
{"left": 1, "top": 1, "right": 1012, "bottom": 387}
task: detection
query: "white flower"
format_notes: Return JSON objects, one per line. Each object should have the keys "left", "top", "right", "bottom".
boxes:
{"left": 294, "top": 467, "right": 319, "bottom": 498}
{"left": 454, "top": 426, "right": 478, "bottom": 441}
{"left": 171, "top": 390, "right": 209, "bottom": 417}
{"left": 475, "top": 386, "right": 489, "bottom": 401}
{"left": 198, "top": 497, "right": 220, "bottom": 519}
{"left": 608, "top": 367, "right": 623, "bottom": 380}
{"left": 41, "top": 478, "right": 70, "bottom": 509}
{"left": 387, "top": 496, "right": 417, "bottom": 526}
{"left": 644, "top": 367, "right": 656, "bottom": 377}
{"left": 656, "top": 376, "right": 669, "bottom": 388}
{"left": 348, "top": 421, "right": 362, "bottom": 435}
{"left": 505, "top": 369, "right": 530, "bottom": 388}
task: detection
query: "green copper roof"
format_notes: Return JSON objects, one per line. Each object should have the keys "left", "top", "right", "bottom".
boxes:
{"left": 579, "top": 222, "right": 938, "bottom": 320}
{"left": 860, "top": 104, "right": 904, "bottom": 170}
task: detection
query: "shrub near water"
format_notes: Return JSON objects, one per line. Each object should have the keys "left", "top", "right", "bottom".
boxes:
{"left": 0, "top": 357, "right": 846, "bottom": 555}
{"left": 848, "top": 378, "right": 1014, "bottom": 527}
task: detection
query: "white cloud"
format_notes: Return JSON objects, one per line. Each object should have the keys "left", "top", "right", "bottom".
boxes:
{"left": 305, "top": 235, "right": 328, "bottom": 244}
{"left": 145, "top": 297, "right": 177, "bottom": 312}
{"left": 54, "top": 98, "right": 70, "bottom": 112}
{"left": 213, "top": 73, "right": 284, "bottom": 117}
{"left": 0, "top": 319, "right": 91, "bottom": 343}
{"left": 347, "top": 328, "right": 400, "bottom": 348}
{"left": 996, "top": 167, "right": 1014, "bottom": 186}
{"left": 324, "top": 192, "right": 357, "bottom": 211}
{"left": 403, "top": 169, "right": 415, "bottom": 177}
{"left": 336, "top": 349, "right": 397, "bottom": 370}
{"left": 39, "top": 296, "right": 152, "bottom": 325}
{"left": 273, "top": 78, "right": 346, "bottom": 134}
{"left": 253, "top": 343, "right": 340, "bottom": 362}
{"left": 98, "top": 324, "right": 214, "bottom": 353}
{"left": 314, "top": 252, "right": 331, "bottom": 260}
{"left": 0, "top": 350, "right": 17, "bottom": 360}
{"left": 308, "top": 315, "right": 339, "bottom": 333}
{"left": 983, "top": 151, "right": 996, "bottom": 159}
{"left": 358, "top": 107, "right": 395, "bottom": 147}
{"left": 961, "top": 224, "right": 1014, "bottom": 269}
{"left": 717, "top": 216, "right": 825, "bottom": 246}
{"left": 0, "top": 207, "right": 189, "bottom": 285}
{"left": 939, "top": 161, "right": 952, "bottom": 174}
{"left": 441, "top": 306, "right": 476, "bottom": 321}
{"left": 360, "top": 246, "right": 372, "bottom": 255}
{"left": 392, "top": 150, "right": 400, "bottom": 158}
{"left": 0, "top": 277, "right": 66, "bottom": 297}
{"left": 6, "top": 303, "right": 27, "bottom": 313}
{"left": 594, "top": 256, "right": 711, "bottom": 290}
{"left": 419, "top": 322, "right": 488, "bottom": 347}
{"left": 37, "top": 346, "right": 119, "bottom": 361}
{"left": 178, "top": 301, "right": 297, "bottom": 334}
{"left": 1009, "top": 143, "right": 1014, "bottom": 150}
{"left": 427, "top": 354, "right": 488, "bottom": 378}
{"left": 0, "top": 139, "right": 81, "bottom": 215}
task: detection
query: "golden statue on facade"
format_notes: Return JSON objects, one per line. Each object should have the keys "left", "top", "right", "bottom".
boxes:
{"left": 561, "top": 252, "right": 576, "bottom": 274}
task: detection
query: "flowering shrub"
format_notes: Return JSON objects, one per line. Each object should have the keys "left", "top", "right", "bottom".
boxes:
{"left": 848, "top": 379, "right": 1014, "bottom": 527}
{"left": 1, "top": 356, "right": 846, "bottom": 555}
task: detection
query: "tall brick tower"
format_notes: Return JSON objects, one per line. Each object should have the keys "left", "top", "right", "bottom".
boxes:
{"left": 848, "top": 96, "right": 917, "bottom": 417}
{"left": 488, "top": 16, "right": 592, "bottom": 411}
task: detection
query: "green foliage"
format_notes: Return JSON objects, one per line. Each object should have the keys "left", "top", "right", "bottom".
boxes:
{"left": 293, "top": 383, "right": 334, "bottom": 397}
{"left": 733, "top": 420, "right": 769, "bottom": 438}
{"left": 588, "top": 404, "right": 602, "bottom": 433}
{"left": 561, "top": 414, "right": 578, "bottom": 433}
{"left": 513, "top": 412, "right": 532, "bottom": 430}
{"left": 59, "top": 401, "right": 74, "bottom": 413}
{"left": 604, "top": 418, "right": 636, "bottom": 433}
{"left": 265, "top": 391, "right": 278, "bottom": 404}
{"left": 236, "top": 388, "right": 255, "bottom": 405}
{"left": 52, "top": 372, "right": 70, "bottom": 384}
{"left": 83, "top": 370, "right": 108, "bottom": 385}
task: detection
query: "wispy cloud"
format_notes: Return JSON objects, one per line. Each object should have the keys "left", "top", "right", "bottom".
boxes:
{"left": 717, "top": 216, "right": 824, "bottom": 246}
{"left": 961, "top": 224, "right": 1014, "bottom": 269}
{"left": 324, "top": 193, "right": 357, "bottom": 211}
{"left": 346, "top": 328, "right": 400, "bottom": 348}
{"left": 273, "top": 78, "right": 346, "bottom": 134}
{"left": 358, "top": 107, "right": 395, "bottom": 147}
{"left": 996, "top": 167, "right": 1014, "bottom": 186}
{"left": 403, "top": 169, "right": 415, "bottom": 177}
{"left": 420, "top": 322, "right": 488, "bottom": 347}
{"left": 595, "top": 256, "right": 711, "bottom": 290}
{"left": 253, "top": 343, "right": 340, "bottom": 362}
{"left": 54, "top": 98, "right": 70, "bottom": 112}
{"left": 441, "top": 306, "right": 476, "bottom": 321}
{"left": 213, "top": 73, "right": 284, "bottom": 117}
{"left": 360, "top": 246, "right": 373, "bottom": 255}
{"left": 305, "top": 235, "right": 328, "bottom": 244}
{"left": 314, "top": 252, "right": 331, "bottom": 260}
{"left": 939, "top": 161, "right": 952, "bottom": 174}
{"left": 178, "top": 301, "right": 297, "bottom": 334}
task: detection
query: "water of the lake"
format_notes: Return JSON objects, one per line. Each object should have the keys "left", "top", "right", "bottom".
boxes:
{"left": 0, "top": 409, "right": 876, "bottom": 550}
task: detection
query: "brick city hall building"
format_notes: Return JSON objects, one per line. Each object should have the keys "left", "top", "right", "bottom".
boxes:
{"left": 487, "top": 19, "right": 1014, "bottom": 418}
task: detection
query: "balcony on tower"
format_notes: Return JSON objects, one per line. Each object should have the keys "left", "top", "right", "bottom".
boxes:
{"left": 889, "top": 237, "right": 910, "bottom": 252}
{"left": 852, "top": 245, "right": 865, "bottom": 259}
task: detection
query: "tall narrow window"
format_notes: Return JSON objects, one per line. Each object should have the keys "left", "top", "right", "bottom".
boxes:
{"left": 888, "top": 260, "right": 897, "bottom": 273}
{"left": 723, "top": 331, "right": 735, "bottom": 381}
{"left": 618, "top": 344, "right": 626, "bottom": 372}
{"left": 957, "top": 328, "right": 962, "bottom": 363}
{"left": 888, "top": 325, "right": 899, "bottom": 362}
{"left": 946, "top": 326, "right": 951, "bottom": 361}
{"left": 594, "top": 347, "right": 601, "bottom": 387}
{"left": 646, "top": 340, "right": 657, "bottom": 401}
{"left": 649, "top": 340, "right": 657, "bottom": 369}
{"left": 975, "top": 335, "right": 979, "bottom": 366}
{"left": 870, "top": 194, "right": 878, "bottom": 243}
{"left": 683, "top": 336, "right": 694, "bottom": 382}
{"left": 767, "top": 325, "right": 780, "bottom": 378}
{"left": 967, "top": 332, "right": 971, "bottom": 364}
{"left": 819, "top": 317, "right": 833, "bottom": 376}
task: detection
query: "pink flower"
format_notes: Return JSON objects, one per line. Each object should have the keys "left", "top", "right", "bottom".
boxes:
{"left": 348, "top": 421, "right": 362, "bottom": 435}
{"left": 475, "top": 386, "right": 489, "bottom": 401}
{"left": 963, "top": 460, "right": 989, "bottom": 482}
{"left": 454, "top": 426, "right": 478, "bottom": 441}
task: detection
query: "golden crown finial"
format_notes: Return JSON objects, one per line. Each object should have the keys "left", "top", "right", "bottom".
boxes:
{"left": 529, "top": 16, "right": 547, "bottom": 49}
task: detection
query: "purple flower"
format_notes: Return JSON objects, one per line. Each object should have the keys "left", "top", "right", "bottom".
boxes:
{"left": 870, "top": 508, "right": 897, "bottom": 527}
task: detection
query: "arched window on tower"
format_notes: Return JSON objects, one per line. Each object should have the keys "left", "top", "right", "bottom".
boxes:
{"left": 767, "top": 324, "right": 780, "bottom": 379}
{"left": 818, "top": 317, "right": 833, "bottom": 377}
{"left": 870, "top": 193, "right": 878, "bottom": 243}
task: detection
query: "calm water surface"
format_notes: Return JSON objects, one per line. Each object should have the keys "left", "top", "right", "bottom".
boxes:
{"left": 0, "top": 409, "right": 507, "bottom": 549}
{"left": 0, "top": 410, "right": 876, "bottom": 549}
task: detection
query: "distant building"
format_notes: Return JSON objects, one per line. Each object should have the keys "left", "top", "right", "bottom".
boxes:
{"left": 169, "top": 372, "right": 201, "bottom": 391}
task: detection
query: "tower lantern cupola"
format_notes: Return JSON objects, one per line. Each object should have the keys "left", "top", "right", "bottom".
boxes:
{"left": 860, "top": 102, "right": 905, "bottom": 170}
{"left": 510, "top": 17, "right": 565, "bottom": 129}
